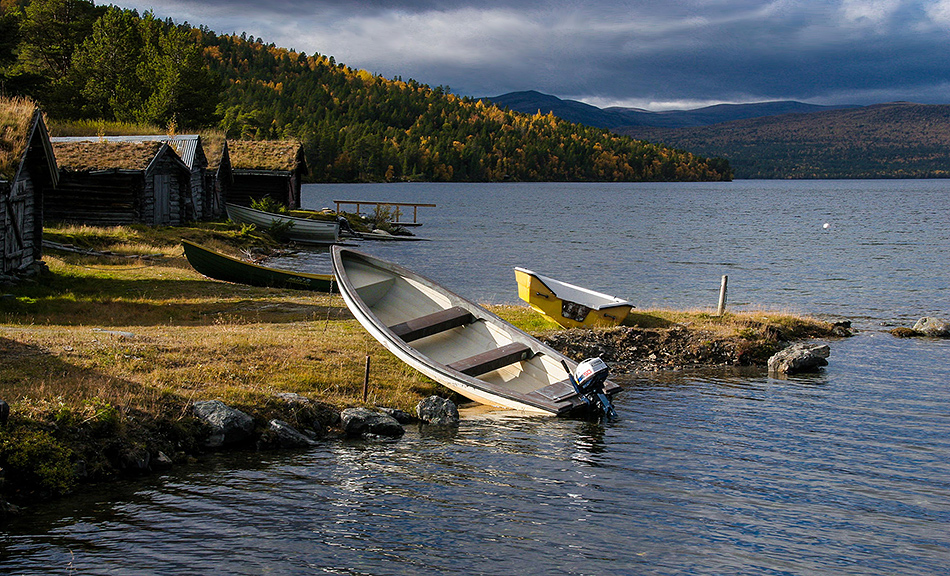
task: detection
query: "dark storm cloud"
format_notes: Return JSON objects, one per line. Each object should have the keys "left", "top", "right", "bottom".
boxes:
{"left": 112, "top": 0, "right": 950, "bottom": 108}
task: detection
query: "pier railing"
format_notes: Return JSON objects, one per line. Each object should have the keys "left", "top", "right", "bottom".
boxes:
{"left": 334, "top": 200, "right": 436, "bottom": 226}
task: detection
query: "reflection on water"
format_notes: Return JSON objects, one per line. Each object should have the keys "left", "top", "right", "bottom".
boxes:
{"left": 3, "top": 181, "right": 950, "bottom": 574}
{"left": 3, "top": 335, "right": 950, "bottom": 575}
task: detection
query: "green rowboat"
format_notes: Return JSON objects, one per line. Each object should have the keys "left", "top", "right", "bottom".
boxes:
{"left": 182, "top": 240, "right": 334, "bottom": 292}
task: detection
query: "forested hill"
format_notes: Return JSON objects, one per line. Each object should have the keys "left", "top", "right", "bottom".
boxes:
{"left": 200, "top": 32, "right": 730, "bottom": 182}
{"left": 618, "top": 103, "right": 950, "bottom": 179}
{"left": 0, "top": 1, "right": 731, "bottom": 183}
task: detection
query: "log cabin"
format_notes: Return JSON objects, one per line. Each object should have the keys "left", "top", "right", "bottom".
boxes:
{"left": 47, "top": 139, "right": 191, "bottom": 226}
{"left": 226, "top": 140, "right": 308, "bottom": 209}
{"left": 0, "top": 97, "right": 58, "bottom": 278}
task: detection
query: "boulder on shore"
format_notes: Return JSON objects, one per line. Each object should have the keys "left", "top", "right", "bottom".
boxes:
{"left": 416, "top": 396, "right": 460, "bottom": 426}
{"left": 768, "top": 343, "right": 831, "bottom": 376}
{"left": 192, "top": 400, "right": 254, "bottom": 448}
{"left": 340, "top": 408, "right": 405, "bottom": 439}
{"left": 266, "top": 419, "right": 317, "bottom": 448}
{"left": 912, "top": 317, "right": 950, "bottom": 337}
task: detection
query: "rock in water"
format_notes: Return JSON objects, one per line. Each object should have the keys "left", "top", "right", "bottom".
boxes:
{"left": 267, "top": 419, "right": 317, "bottom": 448}
{"left": 416, "top": 396, "right": 460, "bottom": 426}
{"left": 192, "top": 400, "right": 254, "bottom": 448}
{"left": 768, "top": 343, "right": 831, "bottom": 375}
{"left": 340, "top": 408, "right": 405, "bottom": 438}
{"left": 913, "top": 317, "right": 950, "bottom": 337}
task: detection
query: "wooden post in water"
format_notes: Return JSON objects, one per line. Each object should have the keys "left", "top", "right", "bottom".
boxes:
{"left": 716, "top": 275, "right": 728, "bottom": 316}
{"left": 362, "top": 355, "right": 371, "bottom": 402}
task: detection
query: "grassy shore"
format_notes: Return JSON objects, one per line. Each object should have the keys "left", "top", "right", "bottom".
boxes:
{"left": 0, "top": 223, "right": 838, "bottom": 507}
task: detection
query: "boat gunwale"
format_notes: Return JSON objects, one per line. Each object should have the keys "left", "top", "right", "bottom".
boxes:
{"left": 225, "top": 203, "right": 341, "bottom": 242}
{"left": 331, "top": 247, "right": 594, "bottom": 415}
{"left": 182, "top": 239, "right": 335, "bottom": 291}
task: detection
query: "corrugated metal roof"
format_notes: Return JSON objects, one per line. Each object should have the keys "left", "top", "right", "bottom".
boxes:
{"left": 49, "top": 135, "right": 206, "bottom": 169}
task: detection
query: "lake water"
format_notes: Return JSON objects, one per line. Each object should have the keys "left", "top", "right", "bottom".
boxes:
{"left": 3, "top": 180, "right": 949, "bottom": 575}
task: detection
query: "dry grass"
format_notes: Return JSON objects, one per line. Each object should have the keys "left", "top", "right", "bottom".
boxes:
{"left": 1, "top": 224, "right": 445, "bottom": 423}
{"left": 0, "top": 96, "right": 38, "bottom": 180}
{"left": 228, "top": 139, "right": 304, "bottom": 171}
{"left": 46, "top": 118, "right": 163, "bottom": 137}
{"left": 3, "top": 224, "right": 830, "bottom": 423}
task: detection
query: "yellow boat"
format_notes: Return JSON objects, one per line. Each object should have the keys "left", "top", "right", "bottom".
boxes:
{"left": 514, "top": 267, "right": 634, "bottom": 328}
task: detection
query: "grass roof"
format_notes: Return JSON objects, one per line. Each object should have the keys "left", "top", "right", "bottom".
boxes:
{"left": 227, "top": 140, "right": 303, "bottom": 172}
{"left": 201, "top": 130, "right": 228, "bottom": 171}
{"left": 0, "top": 97, "right": 40, "bottom": 181}
{"left": 52, "top": 141, "right": 166, "bottom": 172}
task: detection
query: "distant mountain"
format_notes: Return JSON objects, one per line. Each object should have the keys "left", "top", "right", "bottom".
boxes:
{"left": 483, "top": 90, "right": 856, "bottom": 129}
{"left": 617, "top": 102, "right": 950, "bottom": 179}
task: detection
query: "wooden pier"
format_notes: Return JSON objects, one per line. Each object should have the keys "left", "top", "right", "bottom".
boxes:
{"left": 334, "top": 200, "right": 436, "bottom": 227}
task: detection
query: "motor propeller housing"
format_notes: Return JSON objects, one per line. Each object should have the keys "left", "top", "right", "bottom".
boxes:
{"left": 564, "top": 357, "right": 617, "bottom": 419}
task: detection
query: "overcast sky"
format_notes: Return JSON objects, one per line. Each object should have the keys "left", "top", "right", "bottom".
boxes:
{"left": 111, "top": 0, "right": 950, "bottom": 110}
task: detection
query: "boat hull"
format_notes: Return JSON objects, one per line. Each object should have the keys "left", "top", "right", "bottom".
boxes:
{"left": 514, "top": 267, "right": 632, "bottom": 328}
{"left": 182, "top": 240, "right": 334, "bottom": 292}
{"left": 332, "top": 248, "right": 621, "bottom": 415}
{"left": 226, "top": 203, "right": 340, "bottom": 243}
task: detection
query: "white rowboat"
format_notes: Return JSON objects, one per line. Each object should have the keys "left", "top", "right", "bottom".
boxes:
{"left": 226, "top": 203, "right": 339, "bottom": 243}
{"left": 331, "top": 247, "right": 621, "bottom": 415}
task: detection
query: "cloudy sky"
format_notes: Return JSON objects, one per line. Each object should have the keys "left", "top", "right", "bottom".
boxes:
{"left": 111, "top": 0, "right": 950, "bottom": 110}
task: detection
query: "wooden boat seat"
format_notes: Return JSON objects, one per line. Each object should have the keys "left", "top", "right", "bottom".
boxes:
{"left": 447, "top": 342, "right": 532, "bottom": 377}
{"left": 389, "top": 306, "right": 475, "bottom": 342}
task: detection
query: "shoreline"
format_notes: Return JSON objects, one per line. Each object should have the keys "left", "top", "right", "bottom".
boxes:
{"left": 0, "top": 223, "right": 848, "bottom": 513}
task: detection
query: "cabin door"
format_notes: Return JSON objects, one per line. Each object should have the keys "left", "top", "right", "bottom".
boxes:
{"left": 3, "top": 182, "right": 31, "bottom": 272}
{"left": 154, "top": 175, "right": 171, "bottom": 225}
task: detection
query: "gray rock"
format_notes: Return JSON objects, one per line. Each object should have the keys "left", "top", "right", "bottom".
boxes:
{"left": 340, "top": 408, "right": 405, "bottom": 438}
{"left": 153, "top": 451, "right": 174, "bottom": 470}
{"left": 768, "top": 343, "right": 831, "bottom": 375}
{"left": 913, "top": 317, "right": 950, "bottom": 337}
{"left": 378, "top": 406, "right": 414, "bottom": 424}
{"left": 416, "top": 396, "right": 460, "bottom": 426}
{"left": 192, "top": 400, "right": 254, "bottom": 448}
{"left": 267, "top": 419, "right": 317, "bottom": 448}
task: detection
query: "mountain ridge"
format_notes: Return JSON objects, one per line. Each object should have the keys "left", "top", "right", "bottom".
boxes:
{"left": 482, "top": 90, "right": 858, "bottom": 129}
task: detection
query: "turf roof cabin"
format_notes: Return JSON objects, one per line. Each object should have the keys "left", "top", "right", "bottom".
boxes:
{"left": 227, "top": 140, "right": 308, "bottom": 209}
{"left": 50, "top": 135, "right": 211, "bottom": 221}
{"left": 47, "top": 139, "right": 191, "bottom": 226}
{"left": 0, "top": 98, "right": 58, "bottom": 277}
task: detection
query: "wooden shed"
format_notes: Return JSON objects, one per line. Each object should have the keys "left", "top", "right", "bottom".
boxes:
{"left": 0, "top": 97, "right": 58, "bottom": 278}
{"left": 50, "top": 135, "right": 209, "bottom": 221}
{"left": 201, "top": 133, "right": 231, "bottom": 219}
{"left": 227, "top": 140, "right": 308, "bottom": 209}
{"left": 47, "top": 140, "right": 191, "bottom": 226}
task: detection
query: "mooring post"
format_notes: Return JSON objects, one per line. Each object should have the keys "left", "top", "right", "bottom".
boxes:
{"left": 362, "top": 355, "right": 371, "bottom": 402}
{"left": 716, "top": 275, "right": 729, "bottom": 316}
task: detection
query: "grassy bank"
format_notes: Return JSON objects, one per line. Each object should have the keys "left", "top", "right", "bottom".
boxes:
{"left": 0, "top": 223, "right": 838, "bottom": 507}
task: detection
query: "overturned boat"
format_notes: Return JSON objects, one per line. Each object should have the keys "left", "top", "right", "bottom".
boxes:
{"left": 332, "top": 247, "right": 620, "bottom": 416}
{"left": 515, "top": 267, "right": 634, "bottom": 328}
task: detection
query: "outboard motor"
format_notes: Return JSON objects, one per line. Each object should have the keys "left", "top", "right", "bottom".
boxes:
{"left": 562, "top": 357, "right": 617, "bottom": 419}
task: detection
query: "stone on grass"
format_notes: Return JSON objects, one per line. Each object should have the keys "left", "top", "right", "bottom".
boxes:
{"left": 768, "top": 343, "right": 831, "bottom": 375}
{"left": 192, "top": 400, "right": 254, "bottom": 448}
{"left": 913, "top": 317, "right": 950, "bottom": 337}
{"left": 340, "top": 408, "right": 405, "bottom": 438}
{"left": 416, "top": 396, "right": 460, "bottom": 426}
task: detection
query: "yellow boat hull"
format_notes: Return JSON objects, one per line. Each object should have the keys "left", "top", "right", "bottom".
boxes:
{"left": 515, "top": 268, "right": 632, "bottom": 329}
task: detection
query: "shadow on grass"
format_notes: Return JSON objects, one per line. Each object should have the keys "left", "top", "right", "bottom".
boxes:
{"left": 1, "top": 275, "right": 349, "bottom": 327}
{"left": 621, "top": 311, "right": 678, "bottom": 328}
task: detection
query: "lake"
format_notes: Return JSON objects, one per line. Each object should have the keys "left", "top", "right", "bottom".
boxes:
{"left": 2, "top": 180, "right": 949, "bottom": 575}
